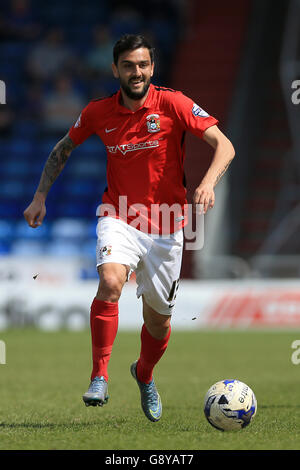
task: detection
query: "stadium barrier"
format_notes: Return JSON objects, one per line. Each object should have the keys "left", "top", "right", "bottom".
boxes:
{"left": 1, "top": 256, "right": 300, "bottom": 331}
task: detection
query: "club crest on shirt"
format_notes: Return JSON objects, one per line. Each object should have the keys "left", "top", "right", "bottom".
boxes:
{"left": 99, "top": 245, "right": 112, "bottom": 257}
{"left": 146, "top": 113, "right": 160, "bottom": 133}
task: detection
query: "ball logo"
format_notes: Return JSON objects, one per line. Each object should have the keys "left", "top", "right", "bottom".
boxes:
{"left": 146, "top": 114, "right": 160, "bottom": 133}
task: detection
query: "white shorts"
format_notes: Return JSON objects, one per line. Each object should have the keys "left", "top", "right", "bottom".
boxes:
{"left": 96, "top": 217, "right": 183, "bottom": 315}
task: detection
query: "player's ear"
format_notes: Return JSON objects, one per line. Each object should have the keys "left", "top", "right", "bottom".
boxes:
{"left": 150, "top": 61, "right": 154, "bottom": 78}
{"left": 112, "top": 62, "right": 119, "bottom": 79}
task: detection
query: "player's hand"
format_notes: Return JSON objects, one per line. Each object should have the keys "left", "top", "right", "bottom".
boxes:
{"left": 23, "top": 194, "right": 46, "bottom": 228}
{"left": 193, "top": 182, "right": 215, "bottom": 214}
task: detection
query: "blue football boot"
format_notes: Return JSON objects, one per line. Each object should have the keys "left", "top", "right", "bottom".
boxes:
{"left": 82, "top": 376, "right": 109, "bottom": 407}
{"left": 130, "top": 360, "right": 162, "bottom": 422}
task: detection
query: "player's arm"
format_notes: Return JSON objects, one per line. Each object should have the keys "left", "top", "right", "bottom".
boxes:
{"left": 23, "top": 133, "right": 77, "bottom": 228}
{"left": 193, "top": 125, "right": 235, "bottom": 214}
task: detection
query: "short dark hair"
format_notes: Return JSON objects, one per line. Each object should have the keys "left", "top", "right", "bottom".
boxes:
{"left": 113, "top": 34, "right": 154, "bottom": 65}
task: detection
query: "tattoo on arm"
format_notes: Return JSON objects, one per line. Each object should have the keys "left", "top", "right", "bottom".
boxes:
{"left": 36, "top": 134, "right": 76, "bottom": 196}
{"left": 214, "top": 158, "right": 233, "bottom": 186}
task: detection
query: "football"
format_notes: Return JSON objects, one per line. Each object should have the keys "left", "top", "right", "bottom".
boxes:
{"left": 203, "top": 379, "right": 257, "bottom": 431}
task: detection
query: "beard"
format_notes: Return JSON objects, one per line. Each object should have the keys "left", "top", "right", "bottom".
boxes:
{"left": 119, "top": 75, "right": 151, "bottom": 100}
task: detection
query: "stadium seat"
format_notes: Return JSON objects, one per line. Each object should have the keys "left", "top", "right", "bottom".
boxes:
{"left": 81, "top": 239, "right": 97, "bottom": 258}
{"left": 0, "top": 140, "right": 10, "bottom": 155}
{"left": 38, "top": 139, "right": 61, "bottom": 156}
{"left": 63, "top": 180, "right": 98, "bottom": 199}
{"left": 75, "top": 138, "right": 106, "bottom": 157}
{"left": 0, "top": 181, "right": 25, "bottom": 199}
{"left": 54, "top": 201, "right": 94, "bottom": 218}
{"left": 0, "top": 241, "right": 11, "bottom": 255}
{"left": 87, "top": 220, "right": 98, "bottom": 238}
{"left": 12, "top": 121, "right": 39, "bottom": 139}
{"left": 46, "top": 240, "right": 82, "bottom": 256}
{"left": 15, "top": 220, "right": 50, "bottom": 240}
{"left": 10, "top": 240, "right": 46, "bottom": 256}
{"left": 1, "top": 160, "right": 31, "bottom": 178}
{"left": 51, "top": 218, "right": 89, "bottom": 240}
{"left": 68, "top": 159, "right": 106, "bottom": 179}
{"left": 8, "top": 139, "right": 34, "bottom": 158}
{"left": 0, "top": 42, "right": 30, "bottom": 61}
{"left": 0, "top": 220, "right": 14, "bottom": 241}
{"left": 0, "top": 202, "right": 22, "bottom": 218}
{"left": 79, "top": 266, "right": 98, "bottom": 280}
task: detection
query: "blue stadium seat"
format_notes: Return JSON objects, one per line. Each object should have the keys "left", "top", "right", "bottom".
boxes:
{"left": 0, "top": 220, "right": 14, "bottom": 241}
{"left": 0, "top": 62, "right": 23, "bottom": 80}
{"left": 75, "top": 138, "right": 106, "bottom": 156}
{"left": 1, "top": 160, "right": 31, "bottom": 178}
{"left": 0, "top": 181, "right": 25, "bottom": 199}
{"left": 87, "top": 220, "right": 98, "bottom": 238}
{"left": 12, "top": 121, "right": 39, "bottom": 139}
{"left": 51, "top": 218, "right": 88, "bottom": 240}
{"left": 68, "top": 159, "right": 106, "bottom": 179}
{"left": 63, "top": 180, "right": 97, "bottom": 199}
{"left": 15, "top": 220, "right": 50, "bottom": 240}
{"left": 38, "top": 4, "right": 75, "bottom": 25}
{"left": 38, "top": 139, "right": 60, "bottom": 156}
{"left": 46, "top": 240, "right": 82, "bottom": 256}
{"left": 0, "top": 202, "right": 22, "bottom": 218}
{"left": 0, "top": 140, "right": 10, "bottom": 155}
{"left": 110, "top": 14, "right": 144, "bottom": 38}
{"left": 81, "top": 239, "right": 97, "bottom": 258}
{"left": 0, "top": 241, "right": 11, "bottom": 255}
{"left": 79, "top": 266, "right": 98, "bottom": 280}
{"left": 10, "top": 240, "right": 46, "bottom": 256}
{"left": 7, "top": 139, "right": 34, "bottom": 159}
{"left": 54, "top": 201, "right": 93, "bottom": 218}
{"left": 0, "top": 42, "right": 30, "bottom": 61}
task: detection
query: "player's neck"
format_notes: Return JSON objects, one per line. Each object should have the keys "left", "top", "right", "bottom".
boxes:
{"left": 120, "top": 88, "right": 150, "bottom": 112}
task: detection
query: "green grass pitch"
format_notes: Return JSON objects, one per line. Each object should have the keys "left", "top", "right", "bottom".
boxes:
{"left": 0, "top": 328, "right": 300, "bottom": 450}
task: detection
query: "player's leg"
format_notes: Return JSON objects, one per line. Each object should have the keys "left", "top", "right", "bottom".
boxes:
{"left": 137, "top": 298, "right": 171, "bottom": 382}
{"left": 130, "top": 300, "right": 171, "bottom": 422}
{"left": 83, "top": 262, "right": 129, "bottom": 407}
{"left": 131, "top": 230, "right": 183, "bottom": 421}
{"left": 90, "top": 262, "right": 129, "bottom": 381}
{"left": 83, "top": 216, "right": 140, "bottom": 407}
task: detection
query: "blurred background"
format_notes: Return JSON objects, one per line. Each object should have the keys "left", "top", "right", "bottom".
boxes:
{"left": 0, "top": 0, "right": 300, "bottom": 330}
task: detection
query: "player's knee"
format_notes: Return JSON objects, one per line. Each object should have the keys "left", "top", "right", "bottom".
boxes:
{"left": 144, "top": 307, "right": 171, "bottom": 339}
{"left": 97, "top": 275, "right": 124, "bottom": 302}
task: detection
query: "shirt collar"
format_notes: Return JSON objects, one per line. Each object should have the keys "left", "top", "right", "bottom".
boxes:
{"left": 115, "top": 83, "right": 154, "bottom": 114}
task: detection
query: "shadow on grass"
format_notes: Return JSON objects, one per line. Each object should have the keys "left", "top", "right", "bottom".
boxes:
{"left": 0, "top": 422, "right": 57, "bottom": 429}
{"left": 0, "top": 416, "right": 145, "bottom": 430}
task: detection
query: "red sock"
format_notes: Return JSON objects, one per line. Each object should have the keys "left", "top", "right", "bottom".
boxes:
{"left": 90, "top": 297, "right": 118, "bottom": 382}
{"left": 137, "top": 323, "right": 171, "bottom": 384}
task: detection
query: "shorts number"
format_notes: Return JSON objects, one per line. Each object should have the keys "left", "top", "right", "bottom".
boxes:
{"left": 168, "top": 278, "right": 180, "bottom": 302}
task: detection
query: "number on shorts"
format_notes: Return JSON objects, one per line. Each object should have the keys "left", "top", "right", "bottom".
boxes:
{"left": 168, "top": 278, "right": 180, "bottom": 302}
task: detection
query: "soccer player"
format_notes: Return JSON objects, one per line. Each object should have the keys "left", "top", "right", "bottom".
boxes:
{"left": 23, "top": 34, "right": 235, "bottom": 422}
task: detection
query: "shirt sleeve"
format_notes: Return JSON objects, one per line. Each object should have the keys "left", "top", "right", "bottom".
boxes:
{"left": 68, "top": 102, "right": 95, "bottom": 145}
{"left": 170, "top": 91, "right": 219, "bottom": 139}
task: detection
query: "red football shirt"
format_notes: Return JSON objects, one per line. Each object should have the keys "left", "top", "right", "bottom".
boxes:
{"left": 68, "top": 84, "right": 218, "bottom": 234}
